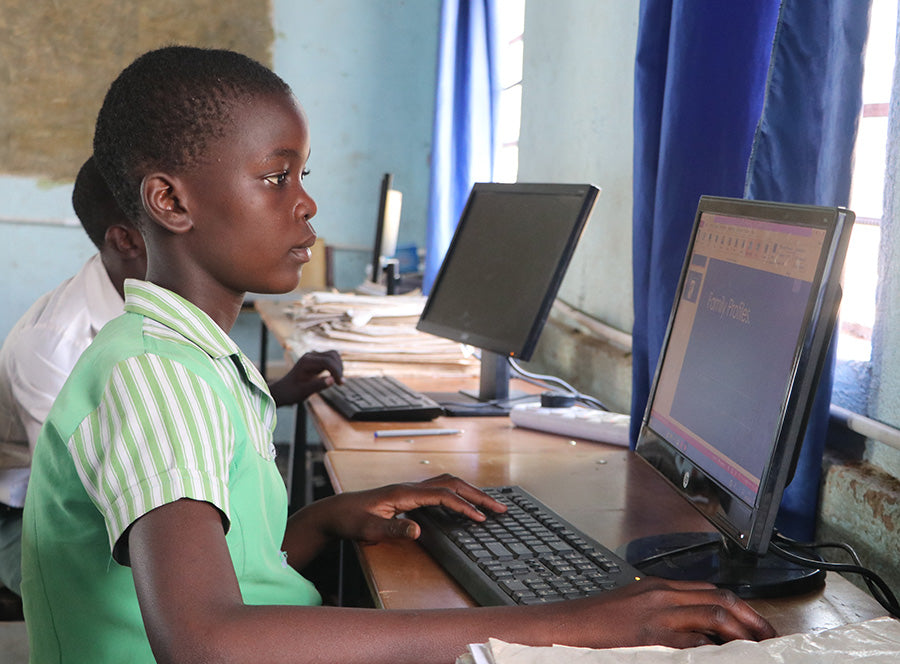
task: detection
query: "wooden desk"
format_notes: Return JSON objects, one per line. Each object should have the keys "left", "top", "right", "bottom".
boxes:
{"left": 305, "top": 375, "right": 617, "bottom": 454}
{"left": 325, "top": 448, "right": 888, "bottom": 637}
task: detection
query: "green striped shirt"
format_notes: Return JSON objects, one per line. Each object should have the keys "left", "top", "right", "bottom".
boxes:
{"left": 22, "top": 279, "right": 320, "bottom": 663}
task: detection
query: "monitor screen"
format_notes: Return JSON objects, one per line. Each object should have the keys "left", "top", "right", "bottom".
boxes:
{"left": 631, "top": 196, "right": 853, "bottom": 596}
{"left": 417, "top": 182, "right": 599, "bottom": 361}
{"left": 416, "top": 182, "right": 598, "bottom": 413}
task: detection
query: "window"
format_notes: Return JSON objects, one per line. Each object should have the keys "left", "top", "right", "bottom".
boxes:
{"left": 839, "top": 0, "right": 898, "bottom": 364}
{"left": 493, "top": 0, "right": 525, "bottom": 183}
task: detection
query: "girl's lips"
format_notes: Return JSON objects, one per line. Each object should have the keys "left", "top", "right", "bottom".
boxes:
{"left": 290, "top": 246, "right": 312, "bottom": 262}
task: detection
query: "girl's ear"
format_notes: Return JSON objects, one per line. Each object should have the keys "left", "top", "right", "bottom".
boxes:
{"left": 141, "top": 173, "right": 193, "bottom": 234}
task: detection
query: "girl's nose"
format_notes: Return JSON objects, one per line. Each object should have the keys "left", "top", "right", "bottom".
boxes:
{"left": 296, "top": 187, "right": 318, "bottom": 224}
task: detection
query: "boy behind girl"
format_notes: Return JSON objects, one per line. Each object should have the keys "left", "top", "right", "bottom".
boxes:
{"left": 0, "top": 156, "right": 146, "bottom": 596}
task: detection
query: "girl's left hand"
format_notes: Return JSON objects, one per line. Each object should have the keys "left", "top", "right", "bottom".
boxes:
{"left": 320, "top": 473, "right": 507, "bottom": 544}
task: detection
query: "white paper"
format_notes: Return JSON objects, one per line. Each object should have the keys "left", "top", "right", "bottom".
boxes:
{"left": 465, "top": 616, "right": 900, "bottom": 664}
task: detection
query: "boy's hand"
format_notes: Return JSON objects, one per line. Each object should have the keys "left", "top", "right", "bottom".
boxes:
{"left": 319, "top": 474, "right": 507, "bottom": 544}
{"left": 268, "top": 350, "right": 343, "bottom": 407}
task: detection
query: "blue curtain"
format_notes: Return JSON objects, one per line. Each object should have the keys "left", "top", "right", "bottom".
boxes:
{"left": 424, "top": 0, "right": 499, "bottom": 294}
{"left": 632, "top": 0, "right": 870, "bottom": 539}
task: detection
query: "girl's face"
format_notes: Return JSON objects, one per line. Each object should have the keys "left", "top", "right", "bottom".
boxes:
{"left": 176, "top": 90, "right": 318, "bottom": 297}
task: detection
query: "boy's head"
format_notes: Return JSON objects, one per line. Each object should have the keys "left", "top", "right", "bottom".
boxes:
{"left": 93, "top": 46, "right": 291, "bottom": 225}
{"left": 72, "top": 155, "right": 132, "bottom": 249}
{"left": 72, "top": 155, "right": 148, "bottom": 291}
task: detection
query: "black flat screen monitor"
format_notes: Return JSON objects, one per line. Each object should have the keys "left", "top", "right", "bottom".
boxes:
{"left": 417, "top": 182, "right": 599, "bottom": 415}
{"left": 630, "top": 195, "right": 854, "bottom": 598}
{"left": 371, "top": 173, "right": 402, "bottom": 287}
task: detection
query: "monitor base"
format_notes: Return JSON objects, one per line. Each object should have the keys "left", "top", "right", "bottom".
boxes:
{"left": 619, "top": 531, "right": 825, "bottom": 599}
{"left": 425, "top": 390, "right": 531, "bottom": 417}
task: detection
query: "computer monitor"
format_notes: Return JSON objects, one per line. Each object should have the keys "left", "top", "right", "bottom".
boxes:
{"left": 417, "top": 182, "right": 599, "bottom": 415}
{"left": 370, "top": 173, "right": 403, "bottom": 287}
{"left": 628, "top": 195, "right": 854, "bottom": 598}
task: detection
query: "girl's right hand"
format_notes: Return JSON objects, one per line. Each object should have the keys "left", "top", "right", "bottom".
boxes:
{"left": 554, "top": 577, "right": 776, "bottom": 649}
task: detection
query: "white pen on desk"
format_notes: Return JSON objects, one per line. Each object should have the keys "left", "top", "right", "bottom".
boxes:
{"left": 373, "top": 428, "right": 462, "bottom": 438}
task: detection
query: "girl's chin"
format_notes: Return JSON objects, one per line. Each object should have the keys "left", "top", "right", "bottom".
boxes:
{"left": 252, "top": 272, "right": 302, "bottom": 295}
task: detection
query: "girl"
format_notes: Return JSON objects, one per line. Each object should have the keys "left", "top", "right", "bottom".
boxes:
{"left": 22, "top": 46, "right": 774, "bottom": 664}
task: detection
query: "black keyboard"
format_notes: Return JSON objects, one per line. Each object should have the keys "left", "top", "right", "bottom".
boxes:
{"left": 409, "top": 485, "right": 642, "bottom": 606}
{"left": 319, "top": 375, "right": 443, "bottom": 421}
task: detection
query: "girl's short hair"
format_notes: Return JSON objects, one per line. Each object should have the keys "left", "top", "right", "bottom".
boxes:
{"left": 93, "top": 46, "right": 291, "bottom": 224}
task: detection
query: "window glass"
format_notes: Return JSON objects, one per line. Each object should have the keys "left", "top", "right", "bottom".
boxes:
{"left": 840, "top": 0, "right": 898, "bottom": 364}
{"left": 494, "top": 0, "right": 525, "bottom": 183}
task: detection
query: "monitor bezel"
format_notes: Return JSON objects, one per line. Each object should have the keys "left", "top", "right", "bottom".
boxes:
{"left": 635, "top": 195, "right": 854, "bottom": 555}
{"left": 417, "top": 182, "right": 599, "bottom": 362}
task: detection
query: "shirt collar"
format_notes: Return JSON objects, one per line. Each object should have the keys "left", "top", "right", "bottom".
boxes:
{"left": 123, "top": 279, "right": 241, "bottom": 360}
{"left": 84, "top": 253, "right": 126, "bottom": 334}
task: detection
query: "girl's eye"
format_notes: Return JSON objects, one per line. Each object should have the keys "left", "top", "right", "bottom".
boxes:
{"left": 301, "top": 168, "right": 311, "bottom": 181}
{"left": 265, "top": 171, "right": 289, "bottom": 186}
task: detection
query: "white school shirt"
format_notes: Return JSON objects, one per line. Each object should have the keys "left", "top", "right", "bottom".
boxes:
{"left": 0, "top": 254, "right": 123, "bottom": 507}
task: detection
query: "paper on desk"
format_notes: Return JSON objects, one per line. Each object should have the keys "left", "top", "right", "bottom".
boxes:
{"left": 455, "top": 616, "right": 900, "bottom": 664}
{"left": 286, "top": 290, "right": 479, "bottom": 377}
{"left": 290, "top": 291, "right": 427, "bottom": 327}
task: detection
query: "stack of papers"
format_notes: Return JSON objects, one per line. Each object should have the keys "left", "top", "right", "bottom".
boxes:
{"left": 457, "top": 616, "right": 900, "bottom": 664}
{"left": 286, "top": 291, "right": 479, "bottom": 377}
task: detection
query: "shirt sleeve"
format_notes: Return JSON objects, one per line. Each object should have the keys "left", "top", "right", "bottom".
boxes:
{"left": 68, "top": 353, "right": 235, "bottom": 560}
{"left": 10, "top": 321, "right": 93, "bottom": 453}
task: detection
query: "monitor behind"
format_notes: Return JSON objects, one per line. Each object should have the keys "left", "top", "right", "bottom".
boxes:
{"left": 417, "top": 182, "right": 599, "bottom": 415}
{"left": 370, "top": 173, "right": 403, "bottom": 288}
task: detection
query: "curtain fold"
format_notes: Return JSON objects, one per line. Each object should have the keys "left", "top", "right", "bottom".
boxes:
{"left": 424, "top": 0, "right": 499, "bottom": 294}
{"left": 632, "top": 0, "right": 870, "bottom": 541}
{"left": 745, "top": 0, "right": 871, "bottom": 538}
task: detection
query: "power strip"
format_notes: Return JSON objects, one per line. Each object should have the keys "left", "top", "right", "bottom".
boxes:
{"left": 510, "top": 403, "right": 630, "bottom": 446}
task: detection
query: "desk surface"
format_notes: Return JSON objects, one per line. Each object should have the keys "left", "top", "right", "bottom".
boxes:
{"left": 325, "top": 448, "right": 888, "bottom": 637}
{"left": 305, "top": 375, "right": 622, "bottom": 454}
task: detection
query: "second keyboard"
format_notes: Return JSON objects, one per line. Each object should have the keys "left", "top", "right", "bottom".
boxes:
{"left": 319, "top": 375, "right": 443, "bottom": 421}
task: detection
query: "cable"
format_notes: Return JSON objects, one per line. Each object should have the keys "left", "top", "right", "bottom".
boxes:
{"left": 453, "top": 392, "right": 536, "bottom": 410}
{"left": 769, "top": 532, "right": 900, "bottom": 619}
{"left": 772, "top": 533, "right": 898, "bottom": 612}
{"left": 507, "top": 357, "right": 610, "bottom": 411}
{"left": 626, "top": 534, "right": 724, "bottom": 569}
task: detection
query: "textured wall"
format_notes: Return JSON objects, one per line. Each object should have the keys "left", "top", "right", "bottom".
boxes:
{"left": 819, "top": 461, "right": 900, "bottom": 596}
{"left": 0, "top": 0, "right": 274, "bottom": 182}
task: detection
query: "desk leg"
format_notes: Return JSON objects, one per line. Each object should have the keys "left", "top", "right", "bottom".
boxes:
{"left": 288, "top": 405, "right": 308, "bottom": 513}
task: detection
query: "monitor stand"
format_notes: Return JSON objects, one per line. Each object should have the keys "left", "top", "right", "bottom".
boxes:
{"left": 426, "top": 351, "right": 529, "bottom": 417}
{"left": 619, "top": 531, "right": 825, "bottom": 599}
